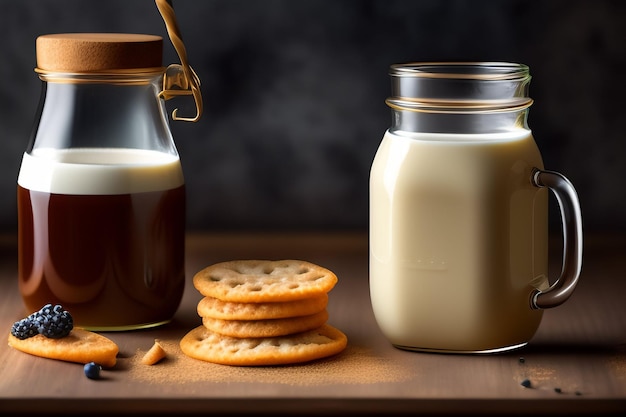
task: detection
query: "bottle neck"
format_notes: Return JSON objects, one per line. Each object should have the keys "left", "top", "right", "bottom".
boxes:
{"left": 28, "top": 74, "right": 177, "bottom": 155}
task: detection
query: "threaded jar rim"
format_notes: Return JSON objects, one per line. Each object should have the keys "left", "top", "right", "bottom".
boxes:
{"left": 389, "top": 62, "right": 530, "bottom": 80}
{"left": 388, "top": 62, "right": 532, "bottom": 113}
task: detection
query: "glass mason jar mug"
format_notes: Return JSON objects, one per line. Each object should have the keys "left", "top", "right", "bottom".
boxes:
{"left": 369, "top": 62, "right": 583, "bottom": 353}
{"left": 17, "top": 29, "right": 202, "bottom": 330}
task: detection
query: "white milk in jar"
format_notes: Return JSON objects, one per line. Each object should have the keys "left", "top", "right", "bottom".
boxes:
{"left": 370, "top": 129, "right": 549, "bottom": 352}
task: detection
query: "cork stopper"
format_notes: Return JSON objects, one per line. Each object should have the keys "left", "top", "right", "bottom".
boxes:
{"left": 36, "top": 33, "right": 163, "bottom": 72}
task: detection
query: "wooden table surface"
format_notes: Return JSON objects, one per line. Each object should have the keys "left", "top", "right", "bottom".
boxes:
{"left": 0, "top": 231, "right": 625, "bottom": 416}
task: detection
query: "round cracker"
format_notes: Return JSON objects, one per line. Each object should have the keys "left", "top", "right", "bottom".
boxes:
{"left": 179, "top": 323, "right": 348, "bottom": 366}
{"left": 202, "top": 309, "right": 329, "bottom": 338}
{"left": 193, "top": 260, "right": 338, "bottom": 303}
{"left": 197, "top": 294, "right": 328, "bottom": 320}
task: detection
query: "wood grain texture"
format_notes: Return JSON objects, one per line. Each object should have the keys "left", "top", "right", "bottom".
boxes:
{"left": 0, "top": 232, "right": 624, "bottom": 416}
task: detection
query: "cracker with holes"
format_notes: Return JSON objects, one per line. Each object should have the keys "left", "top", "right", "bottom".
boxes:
{"left": 192, "top": 260, "right": 338, "bottom": 303}
{"left": 180, "top": 323, "right": 348, "bottom": 366}
{"left": 202, "top": 309, "right": 329, "bottom": 338}
{"left": 197, "top": 294, "right": 328, "bottom": 320}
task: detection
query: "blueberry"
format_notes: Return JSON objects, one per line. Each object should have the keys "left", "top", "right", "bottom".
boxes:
{"left": 520, "top": 379, "right": 532, "bottom": 388}
{"left": 84, "top": 362, "right": 102, "bottom": 380}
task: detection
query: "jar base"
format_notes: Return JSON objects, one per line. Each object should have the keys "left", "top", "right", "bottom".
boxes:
{"left": 392, "top": 341, "right": 528, "bottom": 354}
{"left": 77, "top": 319, "right": 173, "bottom": 332}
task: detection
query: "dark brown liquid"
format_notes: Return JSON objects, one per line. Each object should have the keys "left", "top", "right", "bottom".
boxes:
{"left": 17, "top": 184, "right": 186, "bottom": 330}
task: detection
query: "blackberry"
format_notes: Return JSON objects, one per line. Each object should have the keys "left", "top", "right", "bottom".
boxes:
{"left": 10, "top": 317, "right": 38, "bottom": 340}
{"left": 34, "top": 303, "right": 74, "bottom": 339}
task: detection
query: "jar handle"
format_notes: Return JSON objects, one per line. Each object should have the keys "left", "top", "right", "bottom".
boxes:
{"left": 530, "top": 169, "right": 583, "bottom": 309}
{"left": 155, "top": 0, "right": 203, "bottom": 122}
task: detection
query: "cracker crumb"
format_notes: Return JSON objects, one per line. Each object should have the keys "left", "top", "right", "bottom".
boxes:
{"left": 141, "top": 339, "right": 167, "bottom": 365}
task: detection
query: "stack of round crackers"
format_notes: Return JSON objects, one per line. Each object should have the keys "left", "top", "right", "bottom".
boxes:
{"left": 180, "top": 259, "right": 348, "bottom": 366}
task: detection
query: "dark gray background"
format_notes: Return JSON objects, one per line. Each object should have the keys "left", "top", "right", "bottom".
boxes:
{"left": 0, "top": 0, "right": 624, "bottom": 233}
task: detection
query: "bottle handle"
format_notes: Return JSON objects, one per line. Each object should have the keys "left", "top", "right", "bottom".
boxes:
{"left": 155, "top": 0, "right": 203, "bottom": 123}
{"left": 530, "top": 169, "right": 583, "bottom": 309}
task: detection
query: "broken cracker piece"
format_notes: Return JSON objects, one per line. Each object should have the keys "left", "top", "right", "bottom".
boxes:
{"left": 141, "top": 339, "right": 167, "bottom": 365}
{"left": 8, "top": 328, "right": 118, "bottom": 368}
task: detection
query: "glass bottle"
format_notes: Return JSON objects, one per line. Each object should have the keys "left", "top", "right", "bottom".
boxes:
{"left": 17, "top": 28, "right": 201, "bottom": 330}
